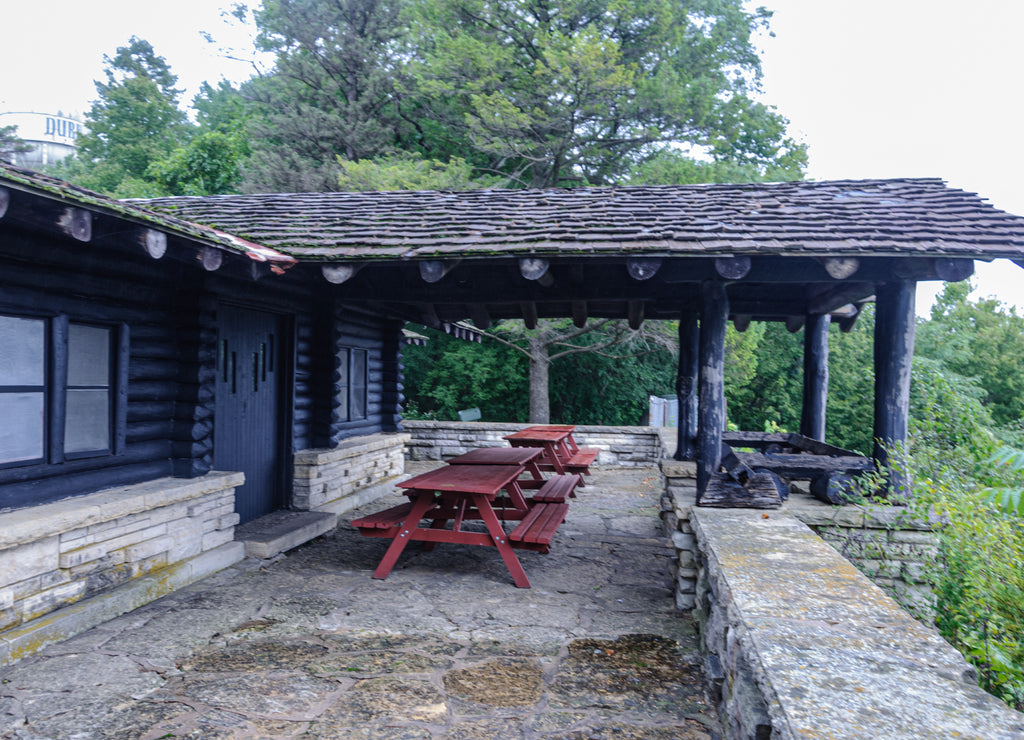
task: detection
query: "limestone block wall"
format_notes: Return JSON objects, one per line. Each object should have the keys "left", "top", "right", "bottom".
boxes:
{"left": 0, "top": 472, "right": 246, "bottom": 666}
{"left": 403, "top": 421, "right": 665, "bottom": 466}
{"left": 292, "top": 432, "right": 410, "bottom": 515}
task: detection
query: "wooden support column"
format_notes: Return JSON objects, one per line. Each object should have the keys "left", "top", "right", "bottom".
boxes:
{"left": 675, "top": 312, "right": 699, "bottom": 461}
{"left": 697, "top": 282, "right": 729, "bottom": 501}
{"left": 800, "top": 313, "right": 830, "bottom": 442}
{"left": 873, "top": 280, "right": 916, "bottom": 495}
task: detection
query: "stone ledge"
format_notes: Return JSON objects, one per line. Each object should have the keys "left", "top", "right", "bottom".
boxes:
{"left": 0, "top": 472, "right": 245, "bottom": 552}
{"left": 235, "top": 511, "right": 337, "bottom": 559}
{"left": 293, "top": 432, "right": 410, "bottom": 468}
{"left": 0, "top": 541, "right": 244, "bottom": 668}
{"left": 691, "top": 508, "right": 1024, "bottom": 739}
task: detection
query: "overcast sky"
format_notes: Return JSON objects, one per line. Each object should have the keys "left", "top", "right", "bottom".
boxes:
{"left": 2, "top": 0, "right": 1021, "bottom": 315}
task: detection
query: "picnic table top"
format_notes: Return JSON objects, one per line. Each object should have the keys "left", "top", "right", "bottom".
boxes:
{"left": 397, "top": 463, "right": 525, "bottom": 495}
{"left": 504, "top": 427, "right": 574, "bottom": 442}
{"left": 447, "top": 447, "right": 543, "bottom": 465}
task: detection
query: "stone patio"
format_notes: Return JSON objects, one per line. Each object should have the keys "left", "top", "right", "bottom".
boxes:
{"left": 0, "top": 466, "right": 718, "bottom": 739}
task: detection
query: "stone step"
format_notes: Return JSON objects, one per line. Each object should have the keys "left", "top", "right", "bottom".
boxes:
{"left": 234, "top": 510, "right": 338, "bottom": 559}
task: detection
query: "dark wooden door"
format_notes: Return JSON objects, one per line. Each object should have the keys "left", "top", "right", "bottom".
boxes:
{"left": 214, "top": 305, "right": 285, "bottom": 524}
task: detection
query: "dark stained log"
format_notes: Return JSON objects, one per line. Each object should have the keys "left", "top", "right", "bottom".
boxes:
{"left": 800, "top": 313, "right": 829, "bottom": 442}
{"left": 933, "top": 258, "right": 974, "bottom": 282}
{"left": 0, "top": 186, "right": 8, "bottom": 218}
{"left": 734, "top": 452, "right": 874, "bottom": 479}
{"left": 810, "top": 473, "right": 860, "bottom": 505}
{"left": 520, "top": 302, "right": 538, "bottom": 329}
{"left": 199, "top": 246, "right": 223, "bottom": 271}
{"left": 808, "top": 282, "right": 875, "bottom": 314}
{"left": 569, "top": 264, "right": 585, "bottom": 284}
{"left": 675, "top": 313, "right": 699, "bottom": 461}
{"left": 700, "top": 471, "right": 783, "bottom": 509}
{"left": 322, "top": 263, "right": 363, "bottom": 284}
{"left": 572, "top": 300, "right": 588, "bottom": 328}
{"left": 141, "top": 229, "right": 167, "bottom": 259}
{"left": 470, "top": 304, "right": 492, "bottom": 330}
{"left": 837, "top": 302, "right": 867, "bottom": 333}
{"left": 697, "top": 281, "right": 728, "bottom": 500}
{"left": 59, "top": 207, "right": 92, "bottom": 241}
{"left": 720, "top": 443, "right": 753, "bottom": 484}
{"left": 627, "top": 300, "right": 644, "bottom": 330}
{"left": 816, "top": 256, "right": 860, "bottom": 279}
{"left": 626, "top": 257, "right": 662, "bottom": 280}
{"left": 722, "top": 431, "right": 861, "bottom": 457}
{"left": 873, "top": 280, "right": 916, "bottom": 496}
{"left": 714, "top": 255, "right": 751, "bottom": 280}
{"left": 785, "top": 315, "right": 805, "bottom": 332}
{"left": 417, "top": 303, "right": 441, "bottom": 329}
{"left": 419, "top": 259, "right": 459, "bottom": 283}
{"left": 732, "top": 314, "right": 752, "bottom": 332}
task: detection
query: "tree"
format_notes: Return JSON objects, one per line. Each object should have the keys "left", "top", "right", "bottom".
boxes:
{"left": 241, "top": 0, "right": 412, "bottom": 192}
{"left": 0, "top": 125, "right": 31, "bottom": 164}
{"left": 335, "top": 151, "right": 499, "bottom": 190}
{"left": 147, "top": 130, "right": 248, "bottom": 195}
{"left": 69, "top": 37, "right": 191, "bottom": 196}
{"left": 409, "top": 0, "right": 805, "bottom": 187}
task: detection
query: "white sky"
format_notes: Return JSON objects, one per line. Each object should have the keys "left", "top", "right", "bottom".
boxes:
{"left": 1, "top": 0, "right": 1022, "bottom": 316}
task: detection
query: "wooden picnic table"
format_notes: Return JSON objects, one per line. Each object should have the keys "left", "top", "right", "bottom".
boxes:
{"left": 503, "top": 425, "right": 598, "bottom": 478}
{"left": 351, "top": 463, "right": 567, "bottom": 588}
{"left": 447, "top": 446, "right": 546, "bottom": 482}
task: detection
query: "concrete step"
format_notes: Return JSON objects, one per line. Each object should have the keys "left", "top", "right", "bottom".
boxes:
{"left": 234, "top": 510, "right": 338, "bottom": 559}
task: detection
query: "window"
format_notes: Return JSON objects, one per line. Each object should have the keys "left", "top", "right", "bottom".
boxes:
{"left": 0, "top": 314, "right": 118, "bottom": 468}
{"left": 336, "top": 346, "right": 368, "bottom": 422}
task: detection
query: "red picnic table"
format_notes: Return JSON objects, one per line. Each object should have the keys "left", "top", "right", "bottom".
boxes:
{"left": 447, "top": 446, "right": 581, "bottom": 502}
{"left": 503, "top": 425, "right": 599, "bottom": 479}
{"left": 350, "top": 463, "right": 568, "bottom": 588}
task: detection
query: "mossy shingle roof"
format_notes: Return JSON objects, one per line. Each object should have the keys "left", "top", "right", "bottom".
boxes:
{"left": 138, "top": 178, "right": 1024, "bottom": 262}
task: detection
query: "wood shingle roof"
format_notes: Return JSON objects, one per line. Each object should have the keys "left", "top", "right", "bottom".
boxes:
{"left": 138, "top": 178, "right": 1024, "bottom": 262}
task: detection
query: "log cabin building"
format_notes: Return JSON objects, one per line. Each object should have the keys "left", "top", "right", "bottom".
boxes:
{"left": 2, "top": 161, "right": 1023, "bottom": 663}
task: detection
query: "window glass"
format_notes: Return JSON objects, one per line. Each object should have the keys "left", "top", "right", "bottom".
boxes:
{"left": 0, "top": 315, "right": 45, "bottom": 385}
{"left": 65, "top": 389, "right": 111, "bottom": 454}
{"left": 68, "top": 324, "right": 110, "bottom": 386}
{"left": 0, "top": 393, "right": 45, "bottom": 463}
{"left": 351, "top": 349, "right": 367, "bottom": 420}
{"left": 336, "top": 347, "right": 350, "bottom": 420}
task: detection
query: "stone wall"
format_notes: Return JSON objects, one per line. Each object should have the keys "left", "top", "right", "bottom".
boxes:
{"left": 403, "top": 421, "right": 665, "bottom": 466}
{"left": 292, "top": 432, "right": 410, "bottom": 515}
{"left": 0, "top": 472, "right": 246, "bottom": 667}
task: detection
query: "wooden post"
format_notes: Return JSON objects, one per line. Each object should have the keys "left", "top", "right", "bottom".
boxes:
{"left": 873, "top": 280, "right": 916, "bottom": 495}
{"left": 697, "top": 282, "right": 729, "bottom": 500}
{"left": 675, "top": 312, "right": 699, "bottom": 461}
{"left": 800, "top": 313, "right": 830, "bottom": 442}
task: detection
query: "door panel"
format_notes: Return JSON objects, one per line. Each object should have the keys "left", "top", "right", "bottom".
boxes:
{"left": 214, "top": 306, "right": 285, "bottom": 523}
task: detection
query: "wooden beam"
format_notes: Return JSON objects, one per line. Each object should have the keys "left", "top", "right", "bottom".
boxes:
{"left": 199, "top": 246, "right": 223, "bottom": 271}
{"left": 419, "top": 260, "right": 460, "bottom": 283}
{"left": 470, "top": 304, "right": 492, "bottom": 330}
{"left": 519, "top": 257, "right": 555, "bottom": 287}
{"left": 321, "top": 263, "right": 363, "bottom": 284}
{"left": 417, "top": 303, "right": 441, "bottom": 329}
{"left": 800, "top": 313, "right": 829, "bottom": 442}
{"left": 572, "top": 301, "right": 588, "bottom": 328}
{"left": 59, "top": 207, "right": 91, "bottom": 242}
{"left": 569, "top": 264, "right": 585, "bottom": 284}
{"left": 732, "top": 314, "right": 752, "bottom": 332}
{"left": 676, "top": 313, "right": 699, "bottom": 461}
{"left": 697, "top": 281, "right": 729, "bottom": 501}
{"left": 0, "top": 187, "right": 8, "bottom": 219}
{"left": 520, "top": 302, "right": 538, "bottom": 329}
{"left": 808, "top": 282, "right": 874, "bottom": 314}
{"left": 785, "top": 315, "right": 805, "bottom": 332}
{"left": 627, "top": 301, "right": 644, "bottom": 330}
{"left": 933, "top": 258, "right": 974, "bottom": 282}
{"left": 626, "top": 257, "right": 662, "bottom": 281}
{"left": 140, "top": 229, "right": 167, "bottom": 259}
{"left": 714, "top": 256, "right": 751, "bottom": 280}
{"left": 816, "top": 256, "right": 860, "bottom": 279}
{"left": 873, "top": 280, "right": 916, "bottom": 497}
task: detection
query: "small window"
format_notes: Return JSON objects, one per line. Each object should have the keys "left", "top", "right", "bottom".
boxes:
{"left": 0, "top": 314, "right": 119, "bottom": 468}
{"left": 336, "top": 346, "right": 368, "bottom": 422}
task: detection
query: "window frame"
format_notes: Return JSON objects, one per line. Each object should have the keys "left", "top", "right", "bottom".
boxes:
{"left": 336, "top": 345, "right": 369, "bottom": 422}
{"left": 0, "top": 311, "right": 127, "bottom": 470}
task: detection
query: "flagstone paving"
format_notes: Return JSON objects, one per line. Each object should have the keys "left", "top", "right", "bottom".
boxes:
{"left": 0, "top": 466, "right": 719, "bottom": 739}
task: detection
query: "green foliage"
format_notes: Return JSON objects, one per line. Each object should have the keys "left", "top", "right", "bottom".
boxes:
{"left": 401, "top": 327, "right": 528, "bottom": 421}
{"left": 336, "top": 152, "right": 499, "bottom": 191}
{"left": 148, "top": 131, "right": 248, "bottom": 195}
{"left": 725, "top": 321, "right": 802, "bottom": 435}
{"left": 628, "top": 144, "right": 805, "bottom": 185}
{"left": 69, "top": 37, "right": 190, "bottom": 195}
{"left": 0, "top": 125, "right": 31, "bottom": 164}
{"left": 983, "top": 446, "right": 1024, "bottom": 516}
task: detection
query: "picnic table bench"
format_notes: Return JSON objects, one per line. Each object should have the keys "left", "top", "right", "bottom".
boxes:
{"left": 503, "top": 425, "right": 599, "bottom": 480}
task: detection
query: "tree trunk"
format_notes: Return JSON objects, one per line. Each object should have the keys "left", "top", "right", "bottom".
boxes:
{"left": 528, "top": 336, "right": 550, "bottom": 423}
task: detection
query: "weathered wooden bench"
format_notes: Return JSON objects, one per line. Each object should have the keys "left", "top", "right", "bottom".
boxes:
{"left": 530, "top": 473, "right": 580, "bottom": 503}
{"left": 509, "top": 502, "right": 569, "bottom": 552}
{"left": 352, "top": 502, "right": 441, "bottom": 536}
{"left": 565, "top": 447, "right": 599, "bottom": 474}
